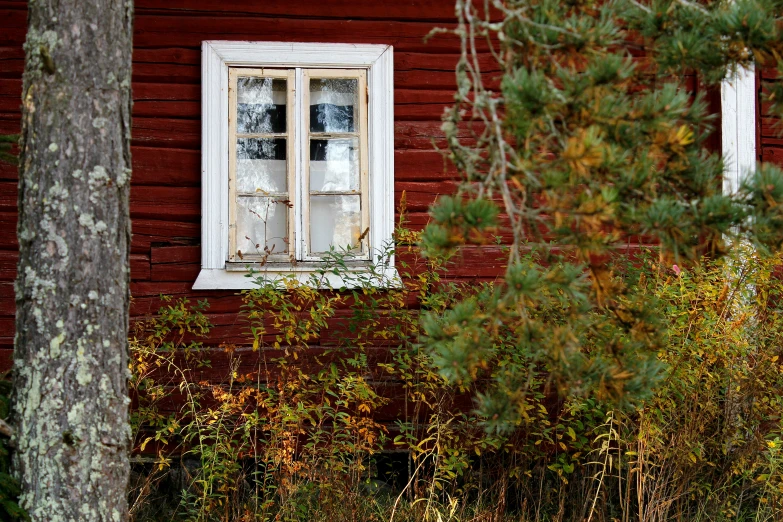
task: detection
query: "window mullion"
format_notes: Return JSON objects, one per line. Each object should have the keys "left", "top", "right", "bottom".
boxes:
{"left": 295, "top": 67, "right": 305, "bottom": 261}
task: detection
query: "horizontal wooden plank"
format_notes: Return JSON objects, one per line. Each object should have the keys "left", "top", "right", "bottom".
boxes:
{"left": 0, "top": 295, "right": 13, "bottom": 317}
{"left": 395, "top": 149, "right": 457, "bottom": 180}
{"left": 131, "top": 281, "right": 201, "bottom": 298}
{"left": 395, "top": 120, "right": 479, "bottom": 150}
{"left": 130, "top": 253, "right": 151, "bottom": 281}
{"left": 0, "top": 348, "right": 10, "bottom": 371}
{"left": 761, "top": 116, "right": 783, "bottom": 139}
{"left": 133, "top": 82, "right": 200, "bottom": 102}
{"left": 394, "top": 104, "right": 449, "bottom": 121}
{"left": 130, "top": 186, "right": 201, "bottom": 220}
{"left": 134, "top": 0, "right": 459, "bottom": 22}
{"left": 130, "top": 291, "right": 245, "bottom": 317}
{"left": 0, "top": 98, "right": 20, "bottom": 115}
{"left": 0, "top": 45, "right": 23, "bottom": 60}
{"left": 0, "top": 278, "right": 12, "bottom": 319}
{"left": 150, "top": 262, "right": 199, "bottom": 282}
{"left": 395, "top": 70, "right": 460, "bottom": 90}
{"left": 0, "top": 212, "right": 17, "bottom": 249}
{"left": 131, "top": 219, "right": 200, "bottom": 254}
{"left": 0, "top": 181, "right": 15, "bottom": 211}
{"left": 132, "top": 62, "right": 199, "bottom": 85}
{"left": 0, "top": 28, "right": 25, "bottom": 48}
{"left": 0, "top": 78, "right": 21, "bottom": 97}
{"left": 762, "top": 146, "right": 783, "bottom": 167}
{"left": 395, "top": 180, "right": 459, "bottom": 211}
{"left": 131, "top": 117, "right": 200, "bottom": 150}
{"left": 132, "top": 15, "right": 464, "bottom": 53}
{"left": 0, "top": 117, "right": 20, "bottom": 137}
{"left": 0, "top": 6, "right": 25, "bottom": 25}
{"left": 0, "top": 57, "right": 21, "bottom": 79}
{"left": 132, "top": 100, "right": 199, "bottom": 120}
{"left": 0, "top": 250, "right": 16, "bottom": 281}
{"left": 150, "top": 245, "right": 200, "bottom": 265}
{"left": 133, "top": 47, "right": 201, "bottom": 66}
{"left": 132, "top": 146, "right": 200, "bottom": 186}
{"left": 395, "top": 88, "right": 454, "bottom": 105}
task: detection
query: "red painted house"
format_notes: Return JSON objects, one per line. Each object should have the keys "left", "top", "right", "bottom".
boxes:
{"left": 0, "top": 1, "right": 490, "bottom": 356}
{"left": 0, "top": 0, "right": 766, "bottom": 378}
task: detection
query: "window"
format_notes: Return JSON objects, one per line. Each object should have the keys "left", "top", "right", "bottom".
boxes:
{"left": 194, "top": 42, "right": 395, "bottom": 289}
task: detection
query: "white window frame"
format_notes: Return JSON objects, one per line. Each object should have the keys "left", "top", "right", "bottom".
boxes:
{"left": 721, "top": 65, "right": 757, "bottom": 195}
{"left": 194, "top": 41, "right": 395, "bottom": 290}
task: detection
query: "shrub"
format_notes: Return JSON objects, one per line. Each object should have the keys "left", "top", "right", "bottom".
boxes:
{"left": 128, "top": 231, "right": 783, "bottom": 521}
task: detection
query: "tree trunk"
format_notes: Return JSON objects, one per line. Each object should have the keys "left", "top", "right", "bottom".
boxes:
{"left": 12, "top": 0, "right": 133, "bottom": 520}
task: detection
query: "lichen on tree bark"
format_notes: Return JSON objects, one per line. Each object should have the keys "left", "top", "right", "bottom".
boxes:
{"left": 12, "top": 0, "right": 134, "bottom": 520}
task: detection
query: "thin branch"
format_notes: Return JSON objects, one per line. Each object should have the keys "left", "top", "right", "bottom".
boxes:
{"left": 0, "top": 418, "right": 13, "bottom": 438}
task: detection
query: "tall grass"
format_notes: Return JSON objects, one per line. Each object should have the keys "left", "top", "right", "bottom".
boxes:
{"left": 128, "top": 245, "right": 783, "bottom": 521}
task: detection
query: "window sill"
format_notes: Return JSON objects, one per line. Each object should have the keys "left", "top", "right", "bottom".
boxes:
{"left": 192, "top": 266, "right": 401, "bottom": 290}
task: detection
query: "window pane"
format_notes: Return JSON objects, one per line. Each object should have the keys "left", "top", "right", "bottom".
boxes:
{"left": 236, "top": 138, "right": 287, "bottom": 194}
{"left": 309, "top": 138, "right": 359, "bottom": 192}
{"left": 310, "top": 195, "right": 361, "bottom": 254}
{"left": 309, "top": 78, "right": 358, "bottom": 133}
{"left": 235, "top": 197, "right": 288, "bottom": 256}
{"left": 237, "top": 77, "right": 287, "bottom": 134}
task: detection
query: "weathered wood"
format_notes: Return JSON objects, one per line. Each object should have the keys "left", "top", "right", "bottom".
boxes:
{"left": 130, "top": 218, "right": 199, "bottom": 254}
{"left": 0, "top": 249, "right": 16, "bottom": 281}
{"left": 13, "top": 0, "right": 133, "bottom": 520}
{"left": 132, "top": 15, "right": 466, "bottom": 53}
{"left": 150, "top": 245, "right": 199, "bottom": 264}
{"left": 133, "top": 0, "right": 459, "bottom": 21}
{"left": 131, "top": 117, "right": 200, "bottom": 149}
{"left": 395, "top": 180, "right": 461, "bottom": 211}
{"left": 395, "top": 150, "right": 457, "bottom": 180}
{"left": 130, "top": 186, "right": 200, "bottom": 220}
{"left": 762, "top": 146, "right": 783, "bottom": 166}
{"left": 130, "top": 254, "right": 151, "bottom": 281}
{"left": 132, "top": 147, "right": 200, "bottom": 186}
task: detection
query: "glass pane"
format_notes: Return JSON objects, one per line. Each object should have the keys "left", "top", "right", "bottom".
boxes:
{"left": 237, "top": 77, "right": 287, "bottom": 134}
{"left": 310, "top": 195, "right": 361, "bottom": 254}
{"left": 236, "top": 138, "right": 287, "bottom": 194}
{"left": 309, "top": 78, "right": 358, "bottom": 133}
{"left": 235, "top": 197, "right": 288, "bottom": 256}
{"left": 309, "top": 138, "right": 359, "bottom": 192}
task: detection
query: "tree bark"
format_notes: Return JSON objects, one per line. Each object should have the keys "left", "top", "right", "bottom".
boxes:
{"left": 13, "top": 1, "right": 133, "bottom": 520}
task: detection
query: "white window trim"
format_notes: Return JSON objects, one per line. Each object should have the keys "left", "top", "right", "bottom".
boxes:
{"left": 721, "top": 65, "right": 757, "bottom": 195}
{"left": 194, "top": 41, "right": 396, "bottom": 290}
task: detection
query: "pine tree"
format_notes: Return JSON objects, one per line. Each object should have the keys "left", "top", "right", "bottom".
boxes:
{"left": 421, "top": 0, "right": 783, "bottom": 431}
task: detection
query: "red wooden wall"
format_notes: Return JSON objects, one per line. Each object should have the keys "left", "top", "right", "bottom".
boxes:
{"left": 0, "top": 1, "right": 513, "bottom": 373}
{"left": 760, "top": 69, "right": 782, "bottom": 168}
{"left": 0, "top": 2, "right": 734, "bottom": 379}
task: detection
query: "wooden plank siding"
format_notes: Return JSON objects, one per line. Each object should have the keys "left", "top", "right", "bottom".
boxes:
{"left": 0, "top": 1, "right": 505, "bottom": 368}
{"left": 760, "top": 68, "right": 781, "bottom": 167}
{"left": 0, "top": 0, "right": 722, "bottom": 407}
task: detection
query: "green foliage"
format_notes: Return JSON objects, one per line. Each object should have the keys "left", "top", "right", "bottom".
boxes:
{"left": 126, "top": 4, "right": 783, "bottom": 519}
{"left": 422, "top": 0, "right": 783, "bottom": 424}
{"left": 128, "top": 242, "right": 783, "bottom": 521}
{"left": 0, "top": 377, "right": 27, "bottom": 521}
{"left": 0, "top": 134, "right": 17, "bottom": 166}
